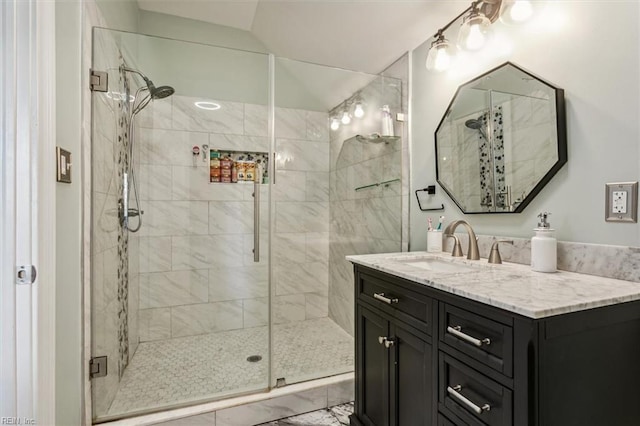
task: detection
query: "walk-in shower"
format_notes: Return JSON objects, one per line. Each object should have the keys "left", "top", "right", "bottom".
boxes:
{"left": 89, "top": 28, "right": 407, "bottom": 423}
{"left": 120, "top": 67, "right": 174, "bottom": 232}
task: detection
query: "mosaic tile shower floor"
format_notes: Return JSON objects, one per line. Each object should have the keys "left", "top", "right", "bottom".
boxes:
{"left": 107, "top": 318, "right": 354, "bottom": 417}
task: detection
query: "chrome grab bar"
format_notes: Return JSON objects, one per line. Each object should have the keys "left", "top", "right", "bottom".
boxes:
{"left": 373, "top": 292, "right": 398, "bottom": 305}
{"left": 447, "top": 385, "right": 491, "bottom": 415}
{"left": 447, "top": 325, "right": 491, "bottom": 347}
{"left": 253, "top": 180, "right": 260, "bottom": 262}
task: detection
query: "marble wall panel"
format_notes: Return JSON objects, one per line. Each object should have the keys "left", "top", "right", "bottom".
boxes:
{"left": 275, "top": 262, "right": 329, "bottom": 296}
{"left": 209, "top": 133, "right": 269, "bottom": 153}
{"left": 275, "top": 140, "right": 330, "bottom": 172}
{"left": 244, "top": 103, "right": 269, "bottom": 137}
{"left": 243, "top": 297, "right": 269, "bottom": 328}
{"left": 275, "top": 202, "right": 329, "bottom": 233}
{"left": 139, "top": 128, "right": 209, "bottom": 167}
{"left": 209, "top": 264, "right": 268, "bottom": 301}
{"left": 275, "top": 107, "right": 307, "bottom": 140}
{"left": 273, "top": 294, "right": 306, "bottom": 324}
{"left": 139, "top": 236, "right": 172, "bottom": 273}
{"left": 171, "top": 301, "right": 244, "bottom": 338}
{"left": 139, "top": 201, "right": 209, "bottom": 237}
{"left": 172, "top": 96, "right": 244, "bottom": 134}
{"left": 139, "top": 308, "right": 172, "bottom": 342}
{"left": 172, "top": 235, "right": 246, "bottom": 271}
{"left": 139, "top": 269, "right": 209, "bottom": 309}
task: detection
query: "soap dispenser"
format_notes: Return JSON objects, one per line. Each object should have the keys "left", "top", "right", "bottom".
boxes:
{"left": 531, "top": 212, "right": 557, "bottom": 273}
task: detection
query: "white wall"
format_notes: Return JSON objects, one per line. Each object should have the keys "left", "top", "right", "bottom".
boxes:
{"left": 411, "top": 1, "right": 640, "bottom": 249}
{"left": 95, "top": 0, "right": 139, "bottom": 32}
{"left": 55, "top": 2, "right": 83, "bottom": 425}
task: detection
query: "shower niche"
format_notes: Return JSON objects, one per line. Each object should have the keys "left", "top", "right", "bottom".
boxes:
{"left": 435, "top": 62, "right": 567, "bottom": 213}
{"left": 208, "top": 149, "right": 269, "bottom": 184}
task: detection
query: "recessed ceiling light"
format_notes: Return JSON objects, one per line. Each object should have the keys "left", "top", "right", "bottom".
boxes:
{"left": 194, "top": 101, "right": 221, "bottom": 111}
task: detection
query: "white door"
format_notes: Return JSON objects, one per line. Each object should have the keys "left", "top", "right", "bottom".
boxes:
{"left": 1, "top": 0, "right": 56, "bottom": 423}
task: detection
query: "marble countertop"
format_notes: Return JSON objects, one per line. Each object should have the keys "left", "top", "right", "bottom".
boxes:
{"left": 346, "top": 251, "right": 640, "bottom": 319}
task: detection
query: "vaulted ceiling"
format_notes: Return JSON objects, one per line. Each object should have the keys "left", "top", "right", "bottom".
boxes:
{"left": 136, "top": 0, "right": 458, "bottom": 74}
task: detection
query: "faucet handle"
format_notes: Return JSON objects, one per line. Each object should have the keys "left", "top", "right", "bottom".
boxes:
{"left": 445, "top": 234, "right": 464, "bottom": 257}
{"left": 488, "top": 240, "right": 514, "bottom": 264}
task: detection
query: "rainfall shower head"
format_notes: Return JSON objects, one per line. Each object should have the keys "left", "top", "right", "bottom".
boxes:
{"left": 465, "top": 117, "right": 487, "bottom": 140}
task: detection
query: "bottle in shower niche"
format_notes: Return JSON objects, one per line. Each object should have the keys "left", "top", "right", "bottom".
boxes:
{"left": 381, "top": 105, "right": 394, "bottom": 137}
{"left": 531, "top": 212, "right": 557, "bottom": 273}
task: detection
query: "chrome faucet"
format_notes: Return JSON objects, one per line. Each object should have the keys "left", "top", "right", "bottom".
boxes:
{"left": 443, "top": 220, "right": 480, "bottom": 260}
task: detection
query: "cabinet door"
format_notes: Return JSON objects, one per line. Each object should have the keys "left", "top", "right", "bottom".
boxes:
{"left": 356, "top": 304, "right": 390, "bottom": 426}
{"left": 390, "top": 321, "right": 433, "bottom": 426}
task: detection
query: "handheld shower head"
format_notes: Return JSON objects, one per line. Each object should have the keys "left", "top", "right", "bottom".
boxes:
{"left": 122, "top": 66, "right": 174, "bottom": 100}
{"left": 465, "top": 116, "right": 488, "bottom": 140}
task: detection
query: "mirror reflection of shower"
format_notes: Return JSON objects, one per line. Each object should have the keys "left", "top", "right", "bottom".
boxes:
{"left": 120, "top": 66, "right": 174, "bottom": 232}
{"left": 464, "top": 116, "right": 487, "bottom": 141}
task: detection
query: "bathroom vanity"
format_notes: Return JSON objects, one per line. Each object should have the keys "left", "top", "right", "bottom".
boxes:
{"left": 347, "top": 252, "right": 640, "bottom": 426}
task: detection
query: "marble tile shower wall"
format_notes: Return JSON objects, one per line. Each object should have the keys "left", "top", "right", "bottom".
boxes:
{"left": 90, "top": 31, "right": 140, "bottom": 416}
{"left": 135, "top": 96, "right": 330, "bottom": 342}
{"left": 328, "top": 75, "right": 406, "bottom": 335}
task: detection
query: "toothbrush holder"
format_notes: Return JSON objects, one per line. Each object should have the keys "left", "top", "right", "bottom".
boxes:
{"left": 427, "top": 230, "right": 443, "bottom": 252}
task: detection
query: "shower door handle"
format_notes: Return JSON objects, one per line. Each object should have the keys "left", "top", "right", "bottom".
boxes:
{"left": 253, "top": 180, "right": 260, "bottom": 262}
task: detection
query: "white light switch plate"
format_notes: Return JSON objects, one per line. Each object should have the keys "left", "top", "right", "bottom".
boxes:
{"left": 606, "top": 182, "right": 637, "bottom": 222}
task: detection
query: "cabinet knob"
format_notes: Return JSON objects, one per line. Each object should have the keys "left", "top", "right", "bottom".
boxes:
{"left": 378, "top": 336, "right": 395, "bottom": 348}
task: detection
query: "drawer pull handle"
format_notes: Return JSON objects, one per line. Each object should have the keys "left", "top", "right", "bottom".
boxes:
{"left": 373, "top": 292, "right": 398, "bottom": 304}
{"left": 447, "top": 325, "right": 491, "bottom": 347}
{"left": 377, "top": 336, "right": 395, "bottom": 348}
{"left": 447, "top": 385, "right": 491, "bottom": 415}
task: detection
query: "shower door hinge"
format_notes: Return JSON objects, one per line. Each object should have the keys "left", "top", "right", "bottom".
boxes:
{"left": 90, "top": 69, "right": 108, "bottom": 92}
{"left": 90, "top": 356, "right": 108, "bottom": 379}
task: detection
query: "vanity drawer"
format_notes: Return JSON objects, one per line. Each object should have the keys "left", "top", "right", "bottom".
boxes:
{"left": 438, "top": 414, "right": 459, "bottom": 426}
{"left": 439, "top": 353, "right": 512, "bottom": 426}
{"left": 440, "top": 303, "right": 513, "bottom": 377}
{"left": 358, "top": 271, "right": 431, "bottom": 332}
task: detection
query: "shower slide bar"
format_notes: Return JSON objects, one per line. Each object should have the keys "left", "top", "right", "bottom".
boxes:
{"left": 253, "top": 180, "right": 260, "bottom": 262}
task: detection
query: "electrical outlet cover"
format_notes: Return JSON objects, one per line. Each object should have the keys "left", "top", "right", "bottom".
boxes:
{"left": 605, "top": 182, "right": 638, "bottom": 222}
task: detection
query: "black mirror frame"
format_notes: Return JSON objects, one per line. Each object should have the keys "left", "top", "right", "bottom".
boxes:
{"left": 434, "top": 62, "right": 567, "bottom": 214}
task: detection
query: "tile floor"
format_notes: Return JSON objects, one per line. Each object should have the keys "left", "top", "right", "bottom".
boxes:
{"left": 105, "top": 318, "right": 354, "bottom": 418}
{"left": 256, "top": 402, "right": 353, "bottom": 426}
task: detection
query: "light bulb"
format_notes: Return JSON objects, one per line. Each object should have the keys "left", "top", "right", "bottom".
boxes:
{"left": 500, "top": 0, "right": 533, "bottom": 24}
{"left": 457, "top": 11, "right": 493, "bottom": 51}
{"left": 341, "top": 111, "right": 351, "bottom": 125}
{"left": 330, "top": 117, "right": 340, "bottom": 131}
{"left": 466, "top": 24, "right": 485, "bottom": 50}
{"left": 354, "top": 102, "right": 364, "bottom": 118}
{"left": 426, "top": 35, "right": 454, "bottom": 72}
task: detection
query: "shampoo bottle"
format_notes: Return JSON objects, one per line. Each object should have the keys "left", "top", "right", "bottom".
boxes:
{"left": 531, "top": 212, "right": 557, "bottom": 273}
{"left": 381, "top": 105, "right": 394, "bottom": 137}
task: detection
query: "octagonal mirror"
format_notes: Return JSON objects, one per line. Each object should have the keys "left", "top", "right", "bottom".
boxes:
{"left": 435, "top": 62, "right": 567, "bottom": 213}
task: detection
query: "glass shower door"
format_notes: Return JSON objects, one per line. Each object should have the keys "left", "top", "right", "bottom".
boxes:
{"left": 90, "top": 28, "right": 271, "bottom": 421}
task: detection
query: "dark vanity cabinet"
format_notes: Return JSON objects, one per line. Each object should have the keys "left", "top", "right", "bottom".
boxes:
{"left": 350, "top": 265, "right": 640, "bottom": 426}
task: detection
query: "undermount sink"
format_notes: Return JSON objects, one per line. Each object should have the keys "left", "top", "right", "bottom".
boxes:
{"left": 388, "top": 255, "right": 485, "bottom": 273}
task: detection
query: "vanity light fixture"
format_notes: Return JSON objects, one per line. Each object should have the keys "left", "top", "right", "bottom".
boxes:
{"left": 425, "top": 0, "right": 533, "bottom": 72}
{"left": 330, "top": 116, "right": 340, "bottom": 131}
{"left": 458, "top": 4, "right": 494, "bottom": 51}
{"left": 500, "top": 0, "right": 533, "bottom": 24}
{"left": 194, "top": 101, "right": 221, "bottom": 111}
{"left": 353, "top": 101, "right": 365, "bottom": 118}
{"left": 340, "top": 106, "right": 352, "bottom": 125}
{"left": 425, "top": 31, "right": 454, "bottom": 72}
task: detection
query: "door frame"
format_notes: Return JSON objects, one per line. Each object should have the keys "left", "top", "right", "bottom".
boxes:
{"left": 1, "top": 0, "right": 57, "bottom": 423}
